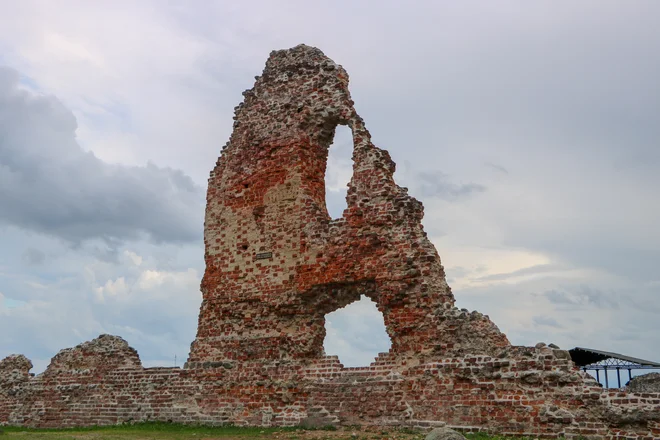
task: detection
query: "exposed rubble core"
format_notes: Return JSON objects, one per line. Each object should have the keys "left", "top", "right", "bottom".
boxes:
{"left": 0, "top": 355, "right": 32, "bottom": 388}
{"left": 628, "top": 373, "right": 660, "bottom": 394}
{"left": 186, "top": 44, "right": 508, "bottom": 366}
{"left": 1, "top": 45, "right": 659, "bottom": 439}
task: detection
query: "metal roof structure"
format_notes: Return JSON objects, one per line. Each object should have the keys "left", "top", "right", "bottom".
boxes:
{"left": 569, "top": 347, "right": 660, "bottom": 388}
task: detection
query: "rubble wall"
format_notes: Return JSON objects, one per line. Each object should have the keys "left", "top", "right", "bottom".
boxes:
{"left": 628, "top": 373, "right": 660, "bottom": 394}
{"left": 2, "top": 336, "right": 660, "bottom": 438}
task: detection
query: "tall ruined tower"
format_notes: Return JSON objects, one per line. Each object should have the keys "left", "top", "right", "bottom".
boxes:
{"left": 186, "top": 45, "right": 509, "bottom": 367}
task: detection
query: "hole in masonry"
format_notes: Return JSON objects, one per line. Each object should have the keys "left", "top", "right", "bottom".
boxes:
{"left": 325, "top": 124, "right": 353, "bottom": 219}
{"left": 323, "top": 295, "right": 391, "bottom": 367}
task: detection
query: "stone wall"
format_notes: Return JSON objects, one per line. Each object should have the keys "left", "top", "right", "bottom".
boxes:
{"left": 628, "top": 373, "right": 660, "bottom": 394}
{"left": 2, "top": 45, "right": 660, "bottom": 439}
{"left": 2, "top": 335, "right": 660, "bottom": 438}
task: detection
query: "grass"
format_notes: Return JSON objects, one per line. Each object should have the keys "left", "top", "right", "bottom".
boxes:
{"left": 0, "top": 423, "right": 555, "bottom": 440}
{"left": 1, "top": 423, "right": 297, "bottom": 440}
{"left": 1, "top": 422, "right": 298, "bottom": 434}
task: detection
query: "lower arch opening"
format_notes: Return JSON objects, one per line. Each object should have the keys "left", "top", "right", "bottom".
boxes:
{"left": 323, "top": 295, "right": 392, "bottom": 367}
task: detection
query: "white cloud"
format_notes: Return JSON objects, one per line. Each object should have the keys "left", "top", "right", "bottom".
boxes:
{"left": 0, "top": 226, "right": 202, "bottom": 373}
{"left": 125, "top": 250, "right": 143, "bottom": 267}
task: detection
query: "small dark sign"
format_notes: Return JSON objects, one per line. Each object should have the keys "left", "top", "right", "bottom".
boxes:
{"left": 255, "top": 252, "right": 273, "bottom": 260}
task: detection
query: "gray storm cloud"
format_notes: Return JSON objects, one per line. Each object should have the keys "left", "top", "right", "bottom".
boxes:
{"left": 416, "top": 171, "right": 486, "bottom": 201}
{"left": 0, "top": 67, "right": 204, "bottom": 246}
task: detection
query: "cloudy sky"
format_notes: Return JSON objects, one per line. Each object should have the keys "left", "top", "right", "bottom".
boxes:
{"left": 1, "top": 1, "right": 659, "bottom": 381}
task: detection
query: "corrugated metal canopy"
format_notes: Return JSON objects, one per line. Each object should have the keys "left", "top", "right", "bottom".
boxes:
{"left": 569, "top": 347, "right": 660, "bottom": 368}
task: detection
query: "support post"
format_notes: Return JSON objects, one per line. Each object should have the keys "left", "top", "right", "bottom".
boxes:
{"left": 604, "top": 366, "right": 609, "bottom": 388}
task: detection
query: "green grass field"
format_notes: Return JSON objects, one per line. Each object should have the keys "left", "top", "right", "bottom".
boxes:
{"left": 0, "top": 423, "right": 530, "bottom": 440}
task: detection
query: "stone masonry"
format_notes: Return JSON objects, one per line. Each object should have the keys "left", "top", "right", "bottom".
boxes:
{"left": 2, "top": 45, "right": 659, "bottom": 439}
{"left": 628, "top": 374, "right": 660, "bottom": 394}
{"left": 186, "top": 44, "right": 508, "bottom": 366}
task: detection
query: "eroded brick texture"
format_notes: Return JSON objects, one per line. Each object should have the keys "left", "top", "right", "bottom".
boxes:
{"left": 187, "top": 44, "right": 508, "bottom": 365}
{"left": 628, "top": 373, "right": 660, "bottom": 394}
{"left": 2, "top": 46, "right": 660, "bottom": 439}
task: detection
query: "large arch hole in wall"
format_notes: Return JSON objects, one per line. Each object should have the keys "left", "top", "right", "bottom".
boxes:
{"left": 325, "top": 124, "right": 353, "bottom": 219}
{"left": 323, "top": 296, "right": 391, "bottom": 367}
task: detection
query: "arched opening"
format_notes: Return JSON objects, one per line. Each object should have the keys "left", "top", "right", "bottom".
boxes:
{"left": 323, "top": 295, "right": 391, "bottom": 367}
{"left": 325, "top": 124, "right": 353, "bottom": 219}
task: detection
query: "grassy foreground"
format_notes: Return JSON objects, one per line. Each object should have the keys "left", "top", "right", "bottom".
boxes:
{"left": 0, "top": 423, "right": 524, "bottom": 440}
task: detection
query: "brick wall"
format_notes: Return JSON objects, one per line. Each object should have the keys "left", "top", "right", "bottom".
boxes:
{"left": 2, "top": 336, "right": 659, "bottom": 438}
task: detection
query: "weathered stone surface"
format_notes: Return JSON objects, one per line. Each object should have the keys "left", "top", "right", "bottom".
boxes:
{"left": 425, "top": 427, "right": 466, "bottom": 440}
{"left": 1, "top": 45, "right": 660, "bottom": 439}
{"left": 186, "top": 44, "right": 508, "bottom": 366}
{"left": 627, "top": 373, "right": 660, "bottom": 393}
{"left": 0, "top": 355, "right": 32, "bottom": 388}
{"left": 43, "top": 334, "right": 141, "bottom": 376}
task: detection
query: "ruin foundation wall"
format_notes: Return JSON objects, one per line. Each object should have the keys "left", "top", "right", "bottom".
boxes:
{"left": 2, "top": 335, "right": 659, "bottom": 439}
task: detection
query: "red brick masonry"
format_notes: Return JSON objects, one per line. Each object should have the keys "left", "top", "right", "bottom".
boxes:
{"left": 2, "top": 45, "right": 659, "bottom": 439}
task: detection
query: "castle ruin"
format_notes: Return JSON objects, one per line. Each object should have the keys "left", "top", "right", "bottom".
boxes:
{"left": 1, "top": 45, "right": 659, "bottom": 439}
